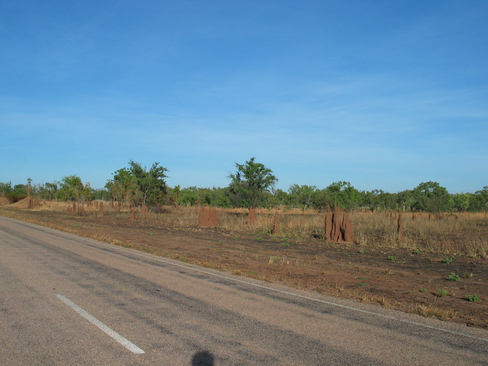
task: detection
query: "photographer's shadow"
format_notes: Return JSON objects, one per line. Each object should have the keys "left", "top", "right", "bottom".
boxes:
{"left": 191, "top": 350, "right": 215, "bottom": 366}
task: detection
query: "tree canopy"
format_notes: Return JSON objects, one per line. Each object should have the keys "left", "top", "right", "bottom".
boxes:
{"left": 105, "top": 160, "right": 168, "bottom": 207}
{"left": 228, "top": 157, "right": 278, "bottom": 208}
{"left": 411, "top": 181, "right": 451, "bottom": 213}
{"left": 57, "top": 175, "right": 91, "bottom": 203}
{"left": 2, "top": 159, "right": 487, "bottom": 213}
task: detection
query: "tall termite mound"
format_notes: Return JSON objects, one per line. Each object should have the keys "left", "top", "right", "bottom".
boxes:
{"left": 324, "top": 204, "right": 355, "bottom": 243}
{"left": 198, "top": 207, "right": 219, "bottom": 228}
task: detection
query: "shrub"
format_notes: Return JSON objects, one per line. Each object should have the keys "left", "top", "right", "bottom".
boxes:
{"left": 448, "top": 273, "right": 460, "bottom": 281}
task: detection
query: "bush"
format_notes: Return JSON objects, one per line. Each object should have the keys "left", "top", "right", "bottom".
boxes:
{"left": 5, "top": 192, "right": 27, "bottom": 203}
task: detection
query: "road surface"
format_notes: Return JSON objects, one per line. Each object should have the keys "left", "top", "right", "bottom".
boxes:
{"left": 1, "top": 216, "right": 487, "bottom": 365}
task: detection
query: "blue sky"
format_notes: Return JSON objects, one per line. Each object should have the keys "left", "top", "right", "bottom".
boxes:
{"left": 1, "top": 1, "right": 487, "bottom": 193}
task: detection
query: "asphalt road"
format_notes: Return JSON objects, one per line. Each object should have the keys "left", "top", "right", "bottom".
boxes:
{"left": 1, "top": 216, "right": 487, "bottom": 365}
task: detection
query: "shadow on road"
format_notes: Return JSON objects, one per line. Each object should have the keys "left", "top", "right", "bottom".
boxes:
{"left": 192, "top": 350, "right": 214, "bottom": 366}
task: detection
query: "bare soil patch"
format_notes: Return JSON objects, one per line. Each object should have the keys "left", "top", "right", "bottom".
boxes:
{"left": 1, "top": 206, "right": 487, "bottom": 330}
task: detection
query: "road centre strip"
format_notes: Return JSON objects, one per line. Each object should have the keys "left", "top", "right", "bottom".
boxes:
{"left": 56, "top": 294, "right": 145, "bottom": 354}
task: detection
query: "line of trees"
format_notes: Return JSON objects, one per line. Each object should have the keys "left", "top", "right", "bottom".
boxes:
{"left": 1, "top": 158, "right": 487, "bottom": 213}
{"left": 175, "top": 181, "right": 488, "bottom": 213}
{"left": 105, "top": 160, "right": 168, "bottom": 207}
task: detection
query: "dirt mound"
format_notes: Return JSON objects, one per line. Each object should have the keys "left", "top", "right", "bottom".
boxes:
{"left": 7, "top": 196, "right": 31, "bottom": 208}
{"left": 0, "top": 197, "right": 10, "bottom": 206}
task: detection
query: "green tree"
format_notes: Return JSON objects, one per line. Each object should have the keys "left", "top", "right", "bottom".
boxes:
{"left": 127, "top": 160, "right": 168, "bottom": 206}
{"left": 90, "top": 188, "right": 111, "bottom": 201}
{"left": 396, "top": 190, "right": 416, "bottom": 212}
{"left": 206, "top": 187, "right": 231, "bottom": 207}
{"left": 0, "top": 182, "right": 29, "bottom": 203}
{"left": 469, "top": 186, "right": 488, "bottom": 211}
{"left": 106, "top": 161, "right": 168, "bottom": 207}
{"left": 227, "top": 157, "right": 278, "bottom": 208}
{"left": 179, "top": 186, "right": 199, "bottom": 206}
{"left": 57, "top": 175, "right": 91, "bottom": 214}
{"left": 271, "top": 188, "right": 289, "bottom": 207}
{"left": 176, "top": 186, "right": 230, "bottom": 207}
{"left": 451, "top": 193, "right": 472, "bottom": 212}
{"left": 173, "top": 185, "right": 181, "bottom": 203}
{"left": 318, "top": 181, "right": 361, "bottom": 210}
{"left": 38, "top": 182, "right": 58, "bottom": 201}
{"left": 376, "top": 191, "right": 399, "bottom": 211}
{"left": 106, "top": 167, "right": 138, "bottom": 207}
{"left": 411, "top": 181, "right": 451, "bottom": 213}
{"left": 360, "top": 189, "right": 398, "bottom": 211}
{"left": 0, "top": 181, "right": 12, "bottom": 195}
{"left": 8, "top": 184, "right": 29, "bottom": 202}
{"left": 57, "top": 176, "right": 91, "bottom": 202}
{"left": 287, "top": 184, "right": 317, "bottom": 210}
{"left": 361, "top": 189, "right": 383, "bottom": 211}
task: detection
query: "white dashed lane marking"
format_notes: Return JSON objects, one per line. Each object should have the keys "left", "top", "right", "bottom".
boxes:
{"left": 56, "top": 294, "right": 145, "bottom": 354}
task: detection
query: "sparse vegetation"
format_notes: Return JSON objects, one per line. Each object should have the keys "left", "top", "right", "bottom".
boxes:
{"left": 438, "top": 289, "right": 449, "bottom": 297}
{"left": 448, "top": 273, "right": 461, "bottom": 281}
{"left": 468, "top": 294, "right": 480, "bottom": 303}
{"left": 1, "top": 180, "right": 488, "bottom": 330}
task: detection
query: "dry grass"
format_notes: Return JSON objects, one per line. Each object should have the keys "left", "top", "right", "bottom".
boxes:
{"left": 2, "top": 201, "right": 488, "bottom": 329}
{"left": 7, "top": 199, "right": 488, "bottom": 258}
{"left": 352, "top": 211, "right": 488, "bottom": 258}
{"left": 150, "top": 207, "right": 488, "bottom": 258}
{"left": 412, "top": 302, "right": 458, "bottom": 321}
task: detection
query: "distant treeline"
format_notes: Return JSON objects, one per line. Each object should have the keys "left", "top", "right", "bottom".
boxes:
{"left": 172, "top": 182, "right": 488, "bottom": 213}
{"left": 1, "top": 159, "right": 487, "bottom": 213}
{"left": 1, "top": 180, "right": 487, "bottom": 213}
